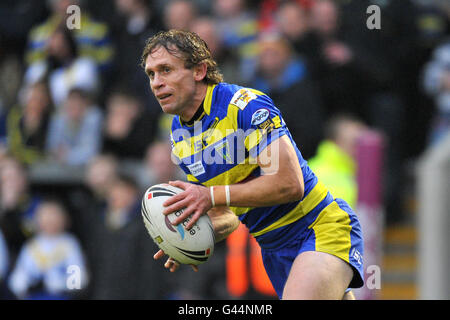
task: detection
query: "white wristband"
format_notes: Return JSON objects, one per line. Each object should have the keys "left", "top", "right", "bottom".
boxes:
{"left": 225, "top": 185, "right": 230, "bottom": 207}
{"left": 210, "top": 186, "right": 216, "bottom": 207}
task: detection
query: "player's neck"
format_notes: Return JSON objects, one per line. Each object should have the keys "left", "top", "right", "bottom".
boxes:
{"left": 180, "top": 82, "right": 208, "bottom": 123}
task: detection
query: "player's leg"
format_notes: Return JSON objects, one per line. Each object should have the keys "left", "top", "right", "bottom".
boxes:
{"left": 281, "top": 251, "right": 354, "bottom": 300}
{"left": 280, "top": 198, "right": 364, "bottom": 299}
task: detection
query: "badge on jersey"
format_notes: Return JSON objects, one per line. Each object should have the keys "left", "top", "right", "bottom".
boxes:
{"left": 251, "top": 109, "right": 270, "bottom": 126}
{"left": 215, "top": 140, "right": 232, "bottom": 164}
{"left": 250, "top": 108, "right": 278, "bottom": 133}
{"left": 230, "top": 88, "right": 257, "bottom": 110}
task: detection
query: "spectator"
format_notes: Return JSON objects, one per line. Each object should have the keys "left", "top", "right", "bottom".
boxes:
{"left": 136, "top": 140, "right": 185, "bottom": 190}
{"left": 67, "top": 154, "right": 120, "bottom": 249}
{"left": 110, "top": 0, "right": 162, "bottom": 113}
{"left": 258, "top": 0, "right": 314, "bottom": 31}
{"left": 87, "top": 174, "right": 170, "bottom": 299}
{"left": 85, "top": 154, "right": 120, "bottom": 202}
{"left": 308, "top": 114, "right": 368, "bottom": 208}
{"left": 212, "top": 0, "right": 260, "bottom": 83}
{"left": 8, "top": 200, "right": 88, "bottom": 300}
{"left": 274, "top": 1, "right": 309, "bottom": 43}
{"left": 0, "top": 157, "right": 42, "bottom": 262}
{"left": 163, "top": 0, "right": 198, "bottom": 31}
{"left": 102, "top": 89, "right": 156, "bottom": 160}
{"left": 24, "top": 25, "right": 99, "bottom": 109}
{"left": 360, "top": 0, "right": 435, "bottom": 161}
{"left": 0, "top": 1, "right": 47, "bottom": 117}
{"left": 189, "top": 16, "right": 241, "bottom": 84}
{"left": 0, "top": 54, "right": 22, "bottom": 117}
{"left": 25, "top": 0, "right": 114, "bottom": 74}
{"left": 46, "top": 88, "right": 103, "bottom": 166}
{"left": 423, "top": 38, "right": 450, "bottom": 145}
{"left": 1, "top": 81, "right": 53, "bottom": 165}
{"left": 274, "top": 1, "right": 322, "bottom": 74}
{"left": 307, "top": 0, "right": 392, "bottom": 119}
{"left": 250, "top": 32, "right": 324, "bottom": 159}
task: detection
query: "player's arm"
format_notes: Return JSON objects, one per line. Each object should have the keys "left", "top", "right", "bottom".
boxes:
{"left": 207, "top": 206, "right": 240, "bottom": 243}
{"left": 164, "top": 135, "right": 304, "bottom": 229}
{"left": 214, "top": 135, "right": 304, "bottom": 207}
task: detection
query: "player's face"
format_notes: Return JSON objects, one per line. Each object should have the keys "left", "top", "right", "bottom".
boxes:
{"left": 145, "top": 46, "right": 198, "bottom": 118}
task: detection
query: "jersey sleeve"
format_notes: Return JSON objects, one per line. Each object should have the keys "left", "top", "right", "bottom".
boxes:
{"left": 234, "top": 89, "right": 289, "bottom": 160}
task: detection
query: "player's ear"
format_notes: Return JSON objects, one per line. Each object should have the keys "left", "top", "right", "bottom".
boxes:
{"left": 193, "top": 62, "right": 207, "bottom": 82}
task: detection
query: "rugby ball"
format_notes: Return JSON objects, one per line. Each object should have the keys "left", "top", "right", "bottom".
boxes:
{"left": 141, "top": 183, "right": 215, "bottom": 265}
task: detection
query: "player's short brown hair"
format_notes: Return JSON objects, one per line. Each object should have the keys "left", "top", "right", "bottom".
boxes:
{"left": 141, "top": 29, "right": 223, "bottom": 85}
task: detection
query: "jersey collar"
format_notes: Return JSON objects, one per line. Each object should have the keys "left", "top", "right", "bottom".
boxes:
{"left": 179, "top": 83, "right": 217, "bottom": 127}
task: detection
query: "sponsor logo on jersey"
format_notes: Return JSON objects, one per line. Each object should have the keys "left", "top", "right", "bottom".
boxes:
{"left": 251, "top": 109, "right": 270, "bottom": 126}
{"left": 230, "top": 88, "right": 257, "bottom": 110}
{"left": 186, "top": 160, "right": 206, "bottom": 176}
{"left": 257, "top": 118, "right": 275, "bottom": 132}
{"left": 351, "top": 248, "right": 362, "bottom": 265}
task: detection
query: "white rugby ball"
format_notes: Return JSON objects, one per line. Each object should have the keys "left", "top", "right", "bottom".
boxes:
{"left": 141, "top": 183, "right": 215, "bottom": 265}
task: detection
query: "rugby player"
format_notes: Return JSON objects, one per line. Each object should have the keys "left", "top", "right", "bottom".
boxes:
{"left": 142, "top": 30, "right": 364, "bottom": 300}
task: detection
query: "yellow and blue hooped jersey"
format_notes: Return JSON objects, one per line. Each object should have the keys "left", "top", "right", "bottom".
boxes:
{"left": 170, "top": 82, "right": 334, "bottom": 249}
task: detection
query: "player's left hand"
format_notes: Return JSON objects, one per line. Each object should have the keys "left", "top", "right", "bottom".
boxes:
{"left": 154, "top": 249, "right": 199, "bottom": 272}
{"left": 162, "top": 180, "right": 212, "bottom": 230}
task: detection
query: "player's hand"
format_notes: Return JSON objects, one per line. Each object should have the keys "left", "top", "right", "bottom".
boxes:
{"left": 162, "top": 180, "right": 212, "bottom": 230}
{"left": 153, "top": 249, "right": 199, "bottom": 272}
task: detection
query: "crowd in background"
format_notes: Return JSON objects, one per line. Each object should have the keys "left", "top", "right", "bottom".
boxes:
{"left": 0, "top": 0, "right": 449, "bottom": 299}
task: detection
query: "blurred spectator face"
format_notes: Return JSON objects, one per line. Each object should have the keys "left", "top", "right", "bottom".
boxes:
{"left": 214, "top": 0, "right": 243, "bottom": 18}
{"left": 24, "top": 83, "right": 50, "bottom": 118}
{"left": 145, "top": 142, "right": 176, "bottom": 183}
{"left": 115, "top": 0, "right": 140, "bottom": 16}
{"left": 86, "top": 155, "right": 118, "bottom": 197}
{"left": 108, "top": 180, "right": 137, "bottom": 211}
{"left": 49, "top": 0, "right": 79, "bottom": 16}
{"left": 164, "top": 0, "right": 196, "bottom": 30}
{"left": 0, "top": 159, "right": 27, "bottom": 197}
{"left": 310, "top": 0, "right": 339, "bottom": 36}
{"left": 64, "top": 91, "right": 88, "bottom": 123}
{"left": 276, "top": 2, "right": 309, "bottom": 40}
{"left": 335, "top": 120, "right": 367, "bottom": 159}
{"left": 258, "top": 34, "right": 291, "bottom": 79}
{"left": 105, "top": 94, "right": 140, "bottom": 138}
{"left": 190, "top": 18, "right": 221, "bottom": 58}
{"left": 47, "top": 29, "right": 75, "bottom": 62}
{"left": 36, "top": 202, "right": 67, "bottom": 236}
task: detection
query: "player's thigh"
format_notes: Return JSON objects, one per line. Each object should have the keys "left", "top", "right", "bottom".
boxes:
{"left": 282, "top": 251, "right": 354, "bottom": 300}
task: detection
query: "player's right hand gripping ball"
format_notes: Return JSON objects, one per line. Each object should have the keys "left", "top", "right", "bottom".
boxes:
{"left": 141, "top": 183, "right": 215, "bottom": 265}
